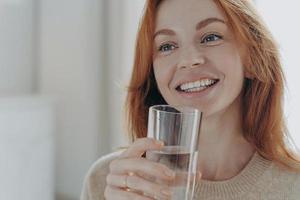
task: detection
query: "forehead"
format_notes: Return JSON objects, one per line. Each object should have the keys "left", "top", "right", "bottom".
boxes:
{"left": 155, "top": 0, "right": 226, "bottom": 30}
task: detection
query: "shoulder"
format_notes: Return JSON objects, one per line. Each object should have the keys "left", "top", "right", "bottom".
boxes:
{"left": 246, "top": 160, "right": 300, "bottom": 199}
{"left": 80, "top": 150, "right": 125, "bottom": 200}
{"left": 266, "top": 162, "right": 300, "bottom": 196}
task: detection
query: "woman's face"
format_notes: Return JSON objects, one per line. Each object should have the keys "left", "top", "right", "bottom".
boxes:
{"left": 152, "top": 0, "right": 246, "bottom": 117}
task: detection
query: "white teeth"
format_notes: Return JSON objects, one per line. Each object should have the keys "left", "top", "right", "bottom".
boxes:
{"left": 179, "top": 79, "right": 217, "bottom": 91}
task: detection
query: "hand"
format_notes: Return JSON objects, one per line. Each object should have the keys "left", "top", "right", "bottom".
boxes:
{"left": 104, "top": 138, "right": 176, "bottom": 200}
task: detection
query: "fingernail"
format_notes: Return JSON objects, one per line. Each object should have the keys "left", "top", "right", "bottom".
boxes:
{"left": 164, "top": 169, "right": 175, "bottom": 178}
{"left": 161, "top": 188, "right": 172, "bottom": 196}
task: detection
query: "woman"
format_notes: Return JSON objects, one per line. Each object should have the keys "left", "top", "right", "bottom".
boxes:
{"left": 81, "top": 0, "right": 300, "bottom": 199}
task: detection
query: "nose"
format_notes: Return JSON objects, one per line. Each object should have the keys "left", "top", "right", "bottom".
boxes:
{"left": 177, "top": 46, "right": 206, "bottom": 69}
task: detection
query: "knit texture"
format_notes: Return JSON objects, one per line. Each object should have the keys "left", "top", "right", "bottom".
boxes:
{"left": 80, "top": 151, "right": 300, "bottom": 200}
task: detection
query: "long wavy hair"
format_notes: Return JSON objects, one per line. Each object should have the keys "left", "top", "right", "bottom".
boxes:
{"left": 125, "top": 0, "right": 300, "bottom": 171}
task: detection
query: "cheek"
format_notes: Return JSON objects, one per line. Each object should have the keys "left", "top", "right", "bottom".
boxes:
{"left": 153, "top": 57, "right": 177, "bottom": 89}
{"left": 209, "top": 45, "right": 245, "bottom": 81}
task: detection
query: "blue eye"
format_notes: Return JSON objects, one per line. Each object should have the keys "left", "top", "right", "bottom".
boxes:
{"left": 158, "top": 43, "right": 177, "bottom": 52}
{"left": 201, "top": 34, "right": 222, "bottom": 44}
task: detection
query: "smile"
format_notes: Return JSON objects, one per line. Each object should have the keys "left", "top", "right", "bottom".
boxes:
{"left": 176, "top": 78, "right": 219, "bottom": 93}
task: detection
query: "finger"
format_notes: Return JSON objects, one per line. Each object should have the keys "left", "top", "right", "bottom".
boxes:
{"left": 120, "top": 138, "right": 164, "bottom": 158}
{"left": 106, "top": 173, "right": 137, "bottom": 188}
{"left": 106, "top": 174, "right": 172, "bottom": 200}
{"left": 135, "top": 170, "right": 173, "bottom": 185}
{"left": 109, "top": 157, "right": 176, "bottom": 180}
{"left": 104, "top": 185, "right": 154, "bottom": 200}
{"left": 106, "top": 174, "right": 127, "bottom": 188}
{"left": 127, "top": 174, "right": 172, "bottom": 200}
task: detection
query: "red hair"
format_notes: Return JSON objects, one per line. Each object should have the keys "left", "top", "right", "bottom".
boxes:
{"left": 125, "top": 0, "right": 300, "bottom": 171}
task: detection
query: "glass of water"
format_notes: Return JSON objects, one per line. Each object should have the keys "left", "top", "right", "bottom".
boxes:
{"left": 146, "top": 105, "right": 202, "bottom": 200}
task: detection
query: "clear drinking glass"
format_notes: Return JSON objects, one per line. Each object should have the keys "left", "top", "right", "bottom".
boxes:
{"left": 146, "top": 105, "right": 202, "bottom": 200}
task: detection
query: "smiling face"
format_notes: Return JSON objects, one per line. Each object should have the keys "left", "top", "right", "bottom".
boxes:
{"left": 152, "top": 0, "right": 246, "bottom": 118}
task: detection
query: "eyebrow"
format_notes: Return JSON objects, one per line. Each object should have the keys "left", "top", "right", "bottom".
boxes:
{"left": 153, "top": 17, "right": 226, "bottom": 39}
{"left": 196, "top": 17, "right": 225, "bottom": 30}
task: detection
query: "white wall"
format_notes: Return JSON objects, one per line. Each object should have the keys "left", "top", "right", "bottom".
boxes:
{"left": 256, "top": 1, "right": 300, "bottom": 149}
{"left": 0, "top": 1, "right": 55, "bottom": 200}
{"left": 38, "top": 0, "right": 146, "bottom": 199}
{"left": 0, "top": 0, "right": 35, "bottom": 94}
{"left": 104, "top": 0, "right": 146, "bottom": 151}
{"left": 38, "top": 0, "right": 105, "bottom": 199}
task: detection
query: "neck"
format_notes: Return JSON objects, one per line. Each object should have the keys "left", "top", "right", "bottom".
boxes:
{"left": 197, "top": 97, "right": 255, "bottom": 181}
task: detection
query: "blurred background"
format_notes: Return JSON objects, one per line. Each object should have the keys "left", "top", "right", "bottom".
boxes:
{"left": 0, "top": 0, "right": 299, "bottom": 200}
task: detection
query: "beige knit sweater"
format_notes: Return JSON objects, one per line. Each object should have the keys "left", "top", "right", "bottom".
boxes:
{"left": 80, "top": 150, "right": 300, "bottom": 200}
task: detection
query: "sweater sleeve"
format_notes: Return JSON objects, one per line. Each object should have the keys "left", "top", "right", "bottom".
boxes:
{"left": 80, "top": 151, "right": 123, "bottom": 200}
{"left": 80, "top": 168, "right": 108, "bottom": 200}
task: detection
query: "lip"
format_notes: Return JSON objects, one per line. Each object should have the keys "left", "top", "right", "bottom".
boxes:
{"left": 174, "top": 76, "right": 219, "bottom": 90}
{"left": 175, "top": 79, "right": 220, "bottom": 99}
